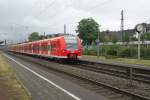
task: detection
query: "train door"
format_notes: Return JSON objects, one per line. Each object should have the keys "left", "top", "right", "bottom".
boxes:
{"left": 29, "top": 43, "right": 32, "bottom": 54}
{"left": 39, "top": 42, "right": 41, "bottom": 55}
{"left": 47, "top": 40, "right": 51, "bottom": 56}
{"left": 56, "top": 39, "right": 61, "bottom": 56}
{"left": 36, "top": 43, "right": 40, "bottom": 54}
{"left": 33, "top": 42, "right": 39, "bottom": 55}
{"left": 50, "top": 40, "right": 56, "bottom": 56}
{"left": 44, "top": 41, "right": 48, "bottom": 55}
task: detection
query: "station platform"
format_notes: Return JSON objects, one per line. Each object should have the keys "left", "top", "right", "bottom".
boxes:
{"left": 2, "top": 52, "right": 110, "bottom": 100}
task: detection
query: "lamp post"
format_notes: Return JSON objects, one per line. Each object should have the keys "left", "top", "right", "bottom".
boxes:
{"left": 138, "top": 32, "right": 141, "bottom": 60}
{"left": 98, "top": 32, "right": 100, "bottom": 57}
{"left": 96, "top": 32, "right": 100, "bottom": 58}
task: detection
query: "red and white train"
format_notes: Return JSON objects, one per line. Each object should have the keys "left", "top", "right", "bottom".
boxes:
{"left": 8, "top": 35, "right": 82, "bottom": 60}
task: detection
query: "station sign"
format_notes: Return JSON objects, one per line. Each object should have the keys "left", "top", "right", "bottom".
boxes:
{"left": 96, "top": 39, "right": 100, "bottom": 46}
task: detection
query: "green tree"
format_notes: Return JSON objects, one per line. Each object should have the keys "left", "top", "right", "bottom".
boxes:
{"left": 130, "top": 36, "right": 138, "bottom": 41}
{"left": 99, "top": 33, "right": 105, "bottom": 42}
{"left": 124, "top": 33, "right": 130, "bottom": 43}
{"left": 104, "top": 35, "right": 110, "bottom": 43}
{"left": 140, "top": 34, "right": 145, "bottom": 41}
{"left": 112, "top": 36, "right": 118, "bottom": 44}
{"left": 28, "top": 32, "right": 40, "bottom": 41}
{"left": 145, "top": 32, "right": 150, "bottom": 40}
{"left": 28, "top": 32, "right": 52, "bottom": 41}
{"left": 76, "top": 18, "right": 100, "bottom": 45}
{"left": 140, "top": 32, "right": 150, "bottom": 41}
{"left": 39, "top": 35, "right": 45, "bottom": 40}
{"left": 39, "top": 34, "right": 52, "bottom": 40}
{"left": 46, "top": 34, "right": 52, "bottom": 39}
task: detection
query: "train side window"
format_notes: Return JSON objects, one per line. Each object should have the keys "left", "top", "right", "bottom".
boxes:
{"left": 48, "top": 45, "right": 51, "bottom": 51}
{"left": 33, "top": 45, "right": 35, "bottom": 50}
{"left": 36, "top": 46, "right": 39, "bottom": 50}
{"left": 45, "top": 45, "right": 48, "bottom": 50}
{"left": 33, "top": 46, "right": 36, "bottom": 50}
{"left": 41, "top": 45, "right": 43, "bottom": 50}
{"left": 51, "top": 44, "right": 53, "bottom": 51}
{"left": 39, "top": 45, "right": 42, "bottom": 50}
{"left": 55, "top": 40, "right": 59, "bottom": 50}
{"left": 51, "top": 43, "right": 55, "bottom": 52}
{"left": 33, "top": 45, "right": 39, "bottom": 51}
{"left": 44, "top": 45, "right": 47, "bottom": 50}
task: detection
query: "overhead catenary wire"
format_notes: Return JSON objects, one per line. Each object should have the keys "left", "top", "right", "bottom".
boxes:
{"left": 46, "top": 0, "right": 114, "bottom": 27}
{"left": 9, "top": 0, "right": 56, "bottom": 32}
{"left": 37, "top": 0, "right": 114, "bottom": 34}
{"left": 12, "top": 0, "right": 114, "bottom": 34}
{"left": 34, "top": 0, "right": 56, "bottom": 18}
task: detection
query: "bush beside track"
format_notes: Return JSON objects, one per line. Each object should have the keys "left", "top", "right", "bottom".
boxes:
{"left": 83, "top": 45, "right": 150, "bottom": 59}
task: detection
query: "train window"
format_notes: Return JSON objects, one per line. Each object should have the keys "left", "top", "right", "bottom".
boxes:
{"left": 47, "top": 45, "right": 51, "bottom": 51}
{"left": 64, "top": 36, "right": 78, "bottom": 50}
{"left": 42, "top": 45, "right": 47, "bottom": 50}
{"left": 40, "top": 45, "right": 42, "bottom": 50}
{"left": 51, "top": 43, "right": 56, "bottom": 52}
{"left": 44, "top": 45, "right": 47, "bottom": 50}
{"left": 33, "top": 46, "right": 35, "bottom": 50}
{"left": 36, "top": 46, "right": 38, "bottom": 50}
{"left": 40, "top": 45, "right": 43, "bottom": 50}
{"left": 33, "top": 45, "right": 39, "bottom": 51}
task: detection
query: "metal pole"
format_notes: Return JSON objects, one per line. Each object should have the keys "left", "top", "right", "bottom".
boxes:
{"left": 138, "top": 32, "right": 141, "bottom": 60}
{"left": 121, "top": 10, "right": 124, "bottom": 42}
{"left": 64, "top": 24, "right": 66, "bottom": 34}
{"left": 4, "top": 40, "right": 6, "bottom": 49}
{"left": 97, "top": 32, "right": 100, "bottom": 57}
{"left": 44, "top": 32, "right": 45, "bottom": 39}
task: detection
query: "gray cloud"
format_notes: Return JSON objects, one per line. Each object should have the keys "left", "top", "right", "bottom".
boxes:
{"left": 0, "top": 0, "right": 149, "bottom": 42}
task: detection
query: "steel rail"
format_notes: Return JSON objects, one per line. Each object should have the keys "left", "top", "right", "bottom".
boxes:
{"left": 77, "top": 60, "right": 150, "bottom": 84}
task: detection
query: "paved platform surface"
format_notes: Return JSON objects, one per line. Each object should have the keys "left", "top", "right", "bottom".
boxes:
{"left": 2, "top": 53, "right": 109, "bottom": 100}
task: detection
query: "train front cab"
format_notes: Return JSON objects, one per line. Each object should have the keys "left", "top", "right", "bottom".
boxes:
{"left": 63, "top": 35, "right": 82, "bottom": 60}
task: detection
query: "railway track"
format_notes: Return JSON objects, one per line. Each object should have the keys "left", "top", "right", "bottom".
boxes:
{"left": 6, "top": 52, "right": 150, "bottom": 100}
{"left": 77, "top": 60, "right": 150, "bottom": 84}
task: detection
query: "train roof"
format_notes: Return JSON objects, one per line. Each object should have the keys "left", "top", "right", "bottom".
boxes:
{"left": 10, "top": 35, "right": 78, "bottom": 46}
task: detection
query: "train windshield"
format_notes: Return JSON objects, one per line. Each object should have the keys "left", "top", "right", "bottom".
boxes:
{"left": 64, "top": 36, "right": 78, "bottom": 50}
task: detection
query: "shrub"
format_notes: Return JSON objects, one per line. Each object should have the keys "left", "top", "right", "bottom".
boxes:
{"left": 83, "top": 45, "right": 150, "bottom": 60}
{"left": 118, "top": 47, "right": 137, "bottom": 58}
{"left": 141, "top": 47, "right": 150, "bottom": 59}
{"left": 106, "top": 45, "right": 119, "bottom": 56}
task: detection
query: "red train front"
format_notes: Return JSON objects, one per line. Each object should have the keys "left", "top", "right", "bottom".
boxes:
{"left": 46, "top": 35, "right": 82, "bottom": 59}
{"left": 8, "top": 35, "right": 82, "bottom": 60}
{"left": 59, "top": 35, "right": 82, "bottom": 59}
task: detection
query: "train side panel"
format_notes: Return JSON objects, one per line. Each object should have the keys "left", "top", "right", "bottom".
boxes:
{"left": 8, "top": 35, "right": 82, "bottom": 60}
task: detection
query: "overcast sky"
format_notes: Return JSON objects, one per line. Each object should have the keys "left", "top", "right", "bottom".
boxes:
{"left": 0, "top": 0, "right": 150, "bottom": 43}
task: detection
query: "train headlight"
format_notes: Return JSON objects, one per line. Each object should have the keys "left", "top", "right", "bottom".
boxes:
{"left": 63, "top": 50, "right": 67, "bottom": 52}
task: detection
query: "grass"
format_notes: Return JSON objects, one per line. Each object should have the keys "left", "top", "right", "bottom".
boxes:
{"left": 0, "top": 54, "right": 31, "bottom": 100}
{"left": 82, "top": 55, "right": 150, "bottom": 67}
